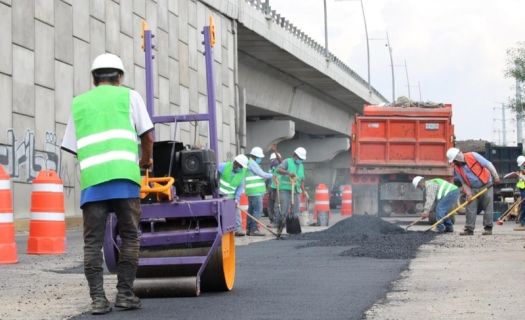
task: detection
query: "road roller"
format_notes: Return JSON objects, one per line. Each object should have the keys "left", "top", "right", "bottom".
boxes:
{"left": 103, "top": 19, "right": 236, "bottom": 297}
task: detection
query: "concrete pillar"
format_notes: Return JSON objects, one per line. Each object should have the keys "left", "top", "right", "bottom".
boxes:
{"left": 246, "top": 119, "right": 295, "bottom": 152}
{"left": 277, "top": 135, "right": 349, "bottom": 163}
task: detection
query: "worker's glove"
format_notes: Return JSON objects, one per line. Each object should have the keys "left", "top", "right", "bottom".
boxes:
{"left": 420, "top": 212, "right": 429, "bottom": 219}
{"left": 289, "top": 173, "right": 296, "bottom": 179}
{"left": 493, "top": 177, "right": 501, "bottom": 185}
{"left": 140, "top": 158, "right": 153, "bottom": 169}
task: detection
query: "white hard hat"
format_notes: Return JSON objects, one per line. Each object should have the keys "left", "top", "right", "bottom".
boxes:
{"left": 412, "top": 176, "right": 424, "bottom": 188}
{"left": 446, "top": 147, "right": 461, "bottom": 163}
{"left": 517, "top": 155, "right": 525, "bottom": 167}
{"left": 91, "top": 53, "right": 125, "bottom": 74}
{"left": 294, "top": 147, "right": 307, "bottom": 160}
{"left": 249, "top": 146, "right": 264, "bottom": 159}
{"left": 270, "top": 153, "right": 277, "bottom": 160}
{"left": 234, "top": 154, "right": 248, "bottom": 168}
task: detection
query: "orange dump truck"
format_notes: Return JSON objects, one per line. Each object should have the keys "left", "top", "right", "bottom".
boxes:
{"left": 350, "top": 104, "right": 454, "bottom": 218}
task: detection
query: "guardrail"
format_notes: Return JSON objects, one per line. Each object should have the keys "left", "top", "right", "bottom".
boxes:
{"left": 245, "top": 0, "right": 387, "bottom": 102}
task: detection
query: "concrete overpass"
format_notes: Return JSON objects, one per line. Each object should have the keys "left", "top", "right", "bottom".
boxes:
{"left": 1, "top": 0, "right": 387, "bottom": 219}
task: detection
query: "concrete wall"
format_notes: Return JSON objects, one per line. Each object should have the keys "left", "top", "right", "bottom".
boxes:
{"left": 1, "top": 0, "right": 238, "bottom": 220}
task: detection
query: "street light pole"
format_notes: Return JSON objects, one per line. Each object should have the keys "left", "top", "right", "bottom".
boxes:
{"left": 404, "top": 59, "right": 411, "bottom": 101}
{"left": 359, "top": 0, "right": 371, "bottom": 94}
{"left": 324, "top": 0, "right": 329, "bottom": 60}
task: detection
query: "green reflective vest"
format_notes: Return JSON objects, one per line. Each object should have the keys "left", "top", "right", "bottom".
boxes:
{"left": 72, "top": 85, "right": 141, "bottom": 190}
{"left": 517, "top": 170, "right": 525, "bottom": 189}
{"left": 430, "top": 178, "right": 458, "bottom": 200}
{"left": 219, "top": 162, "right": 246, "bottom": 199}
{"left": 245, "top": 159, "right": 267, "bottom": 196}
{"left": 277, "top": 158, "right": 304, "bottom": 192}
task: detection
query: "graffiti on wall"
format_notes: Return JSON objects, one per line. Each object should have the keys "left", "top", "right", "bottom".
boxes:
{"left": 0, "top": 129, "right": 76, "bottom": 188}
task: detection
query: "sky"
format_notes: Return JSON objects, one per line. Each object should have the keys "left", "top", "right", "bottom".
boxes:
{"left": 269, "top": 0, "right": 525, "bottom": 143}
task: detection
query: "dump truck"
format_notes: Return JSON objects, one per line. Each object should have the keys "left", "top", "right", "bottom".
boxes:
{"left": 350, "top": 103, "right": 454, "bottom": 220}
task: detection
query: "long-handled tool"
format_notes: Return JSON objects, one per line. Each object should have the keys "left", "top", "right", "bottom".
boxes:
{"left": 286, "top": 179, "right": 302, "bottom": 234}
{"left": 276, "top": 183, "right": 284, "bottom": 238}
{"left": 238, "top": 207, "right": 278, "bottom": 237}
{"left": 496, "top": 197, "right": 524, "bottom": 225}
{"left": 425, "top": 185, "right": 492, "bottom": 232}
{"left": 405, "top": 215, "right": 427, "bottom": 230}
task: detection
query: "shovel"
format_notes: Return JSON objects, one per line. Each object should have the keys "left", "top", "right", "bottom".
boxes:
{"left": 425, "top": 185, "right": 492, "bottom": 232}
{"left": 286, "top": 178, "right": 302, "bottom": 235}
{"left": 238, "top": 207, "right": 278, "bottom": 237}
{"left": 496, "top": 197, "right": 524, "bottom": 225}
{"left": 405, "top": 215, "right": 427, "bottom": 230}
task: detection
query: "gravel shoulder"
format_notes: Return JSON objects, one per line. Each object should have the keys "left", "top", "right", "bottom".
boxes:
{"left": 365, "top": 215, "right": 525, "bottom": 320}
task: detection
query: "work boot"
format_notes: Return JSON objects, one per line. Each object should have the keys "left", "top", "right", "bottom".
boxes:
{"left": 459, "top": 229, "right": 474, "bottom": 236}
{"left": 115, "top": 293, "right": 142, "bottom": 310}
{"left": 234, "top": 230, "right": 245, "bottom": 237}
{"left": 481, "top": 228, "right": 493, "bottom": 236}
{"left": 513, "top": 225, "right": 525, "bottom": 231}
{"left": 444, "top": 226, "right": 454, "bottom": 233}
{"left": 248, "top": 230, "right": 265, "bottom": 237}
{"left": 91, "top": 297, "right": 112, "bottom": 315}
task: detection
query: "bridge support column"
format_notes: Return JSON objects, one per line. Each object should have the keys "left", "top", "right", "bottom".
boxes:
{"left": 246, "top": 120, "right": 295, "bottom": 151}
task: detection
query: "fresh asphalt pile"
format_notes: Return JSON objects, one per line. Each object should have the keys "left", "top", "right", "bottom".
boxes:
{"left": 290, "top": 215, "right": 436, "bottom": 259}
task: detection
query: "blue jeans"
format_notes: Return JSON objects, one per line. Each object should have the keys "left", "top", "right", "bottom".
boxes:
{"left": 520, "top": 189, "right": 525, "bottom": 226}
{"left": 274, "top": 190, "right": 299, "bottom": 228}
{"left": 247, "top": 195, "right": 263, "bottom": 232}
{"left": 435, "top": 189, "right": 459, "bottom": 231}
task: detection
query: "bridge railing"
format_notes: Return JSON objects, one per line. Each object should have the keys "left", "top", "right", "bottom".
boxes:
{"left": 245, "top": 0, "right": 387, "bottom": 101}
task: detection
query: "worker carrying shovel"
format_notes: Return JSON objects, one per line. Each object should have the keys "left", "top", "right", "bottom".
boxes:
{"left": 274, "top": 147, "right": 307, "bottom": 236}
{"left": 412, "top": 176, "right": 459, "bottom": 233}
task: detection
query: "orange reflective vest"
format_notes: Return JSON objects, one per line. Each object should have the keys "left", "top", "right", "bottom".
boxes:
{"left": 454, "top": 152, "right": 491, "bottom": 187}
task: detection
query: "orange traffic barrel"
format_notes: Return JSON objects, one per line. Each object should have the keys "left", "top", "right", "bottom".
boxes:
{"left": 314, "top": 184, "right": 330, "bottom": 226}
{"left": 27, "top": 170, "right": 66, "bottom": 254}
{"left": 340, "top": 185, "right": 353, "bottom": 216}
{"left": 0, "top": 165, "right": 17, "bottom": 264}
{"left": 239, "top": 193, "right": 249, "bottom": 232}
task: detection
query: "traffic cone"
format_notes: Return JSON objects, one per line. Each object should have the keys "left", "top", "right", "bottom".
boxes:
{"left": 313, "top": 184, "right": 330, "bottom": 226}
{"left": 239, "top": 193, "right": 249, "bottom": 232}
{"left": 340, "top": 185, "right": 353, "bottom": 216}
{"left": 27, "top": 170, "right": 66, "bottom": 254}
{"left": 0, "top": 165, "right": 17, "bottom": 264}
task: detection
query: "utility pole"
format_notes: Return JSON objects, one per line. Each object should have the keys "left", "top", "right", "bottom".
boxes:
{"left": 386, "top": 32, "right": 395, "bottom": 103}
{"left": 517, "top": 79, "right": 523, "bottom": 145}
{"left": 404, "top": 60, "right": 411, "bottom": 101}
{"left": 502, "top": 104, "right": 507, "bottom": 146}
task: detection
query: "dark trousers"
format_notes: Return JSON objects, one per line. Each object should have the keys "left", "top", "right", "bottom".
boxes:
{"left": 520, "top": 189, "right": 525, "bottom": 226}
{"left": 82, "top": 198, "right": 141, "bottom": 300}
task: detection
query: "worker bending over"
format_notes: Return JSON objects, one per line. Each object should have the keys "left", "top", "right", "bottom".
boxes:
{"left": 446, "top": 147, "right": 500, "bottom": 235}
{"left": 218, "top": 154, "right": 248, "bottom": 236}
{"left": 275, "top": 147, "right": 307, "bottom": 235}
{"left": 61, "top": 53, "right": 154, "bottom": 314}
{"left": 514, "top": 156, "right": 525, "bottom": 231}
{"left": 412, "top": 176, "right": 458, "bottom": 233}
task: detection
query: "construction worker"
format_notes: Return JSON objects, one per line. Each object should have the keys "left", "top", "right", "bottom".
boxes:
{"left": 267, "top": 146, "right": 283, "bottom": 226}
{"left": 61, "top": 53, "right": 154, "bottom": 314}
{"left": 245, "top": 147, "right": 274, "bottom": 236}
{"left": 412, "top": 176, "right": 458, "bottom": 233}
{"left": 275, "top": 147, "right": 307, "bottom": 235}
{"left": 218, "top": 154, "right": 248, "bottom": 236}
{"left": 446, "top": 147, "right": 500, "bottom": 235}
{"left": 514, "top": 156, "right": 525, "bottom": 231}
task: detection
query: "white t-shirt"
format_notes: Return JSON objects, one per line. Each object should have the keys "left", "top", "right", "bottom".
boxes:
{"left": 61, "top": 89, "right": 154, "bottom": 155}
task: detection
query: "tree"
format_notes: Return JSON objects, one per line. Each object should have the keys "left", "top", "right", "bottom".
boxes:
{"left": 505, "top": 43, "right": 525, "bottom": 113}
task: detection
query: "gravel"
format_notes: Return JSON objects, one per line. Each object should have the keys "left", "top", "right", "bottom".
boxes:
{"left": 289, "top": 215, "right": 436, "bottom": 259}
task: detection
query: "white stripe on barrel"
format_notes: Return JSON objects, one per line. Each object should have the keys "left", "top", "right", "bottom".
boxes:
{"left": 0, "top": 213, "right": 14, "bottom": 223}
{"left": 0, "top": 180, "right": 10, "bottom": 190}
{"left": 32, "top": 183, "right": 64, "bottom": 193}
{"left": 30, "top": 212, "right": 65, "bottom": 221}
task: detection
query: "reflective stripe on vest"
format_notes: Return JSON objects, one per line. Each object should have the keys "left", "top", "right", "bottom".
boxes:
{"left": 518, "top": 180, "right": 525, "bottom": 189}
{"left": 72, "top": 85, "right": 141, "bottom": 190}
{"left": 245, "top": 160, "right": 267, "bottom": 196}
{"left": 430, "top": 178, "right": 458, "bottom": 200}
{"left": 219, "top": 162, "right": 245, "bottom": 198}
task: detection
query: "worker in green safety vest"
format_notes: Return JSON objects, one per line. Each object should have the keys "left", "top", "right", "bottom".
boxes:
{"left": 412, "top": 176, "right": 459, "bottom": 233}
{"left": 514, "top": 156, "right": 525, "bottom": 231}
{"left": 275, "top": 147, "right": 307, "bottom": 235}
{"left": 61, "top": 53, "right": 154, "bottom": 314}
{"left": 245, "top": 147, "right": 274, "bottom": 236}
{"left": 218, "top": 154, "right": 248, "bottom": 236}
